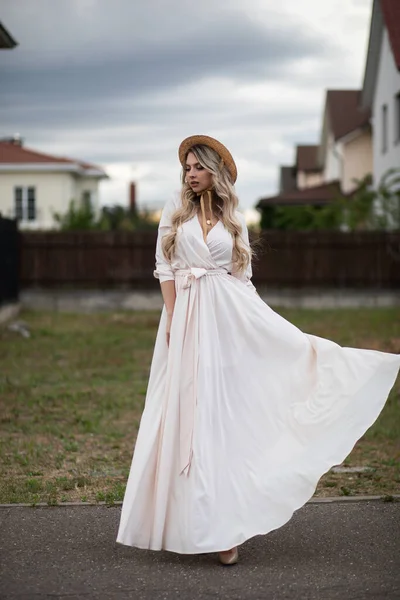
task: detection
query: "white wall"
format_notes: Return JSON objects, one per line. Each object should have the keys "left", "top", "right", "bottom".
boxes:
{"left": 74, "top": 176, "right": 101, "bottom": 217}
{"left": 323, "top": 132, "right": 342, "bottom": 182}
{"left": 373, "top": 27, "right": 400, "bottom": 185}
{"left": 0, "top": 170, "right": 101, "bottom": 229}
{"left": 297, "top": 171, "right": 324, "bottom": 189}
{"left": 342, "top": 129, "right": 373, "bottom": 193}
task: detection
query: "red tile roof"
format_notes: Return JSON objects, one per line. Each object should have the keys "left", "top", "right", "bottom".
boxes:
{"left": 0, "top": 141, "right": 105, "bottom": 174}
{"left": 257, "top": 181, "right": 342, "bottom": 207}
{"left": 295, "top": 145, "right": 320, "bottom": 172}
{"left": 381, "top": 0, "right": 400, "bottom": 69}
{"left": 326, "top": 90, "right": 370, "bottom": 141}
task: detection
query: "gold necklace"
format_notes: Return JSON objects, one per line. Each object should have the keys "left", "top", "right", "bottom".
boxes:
{"left": 201, "top": 213, "right": 216, "bottom": 227}
{"left": 197, "top": 188, "right": 217, "bottom": 242}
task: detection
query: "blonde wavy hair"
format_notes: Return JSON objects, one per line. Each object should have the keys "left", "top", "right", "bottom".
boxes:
{"left": 161, "top": 144, "right": 254, "bottom": 275}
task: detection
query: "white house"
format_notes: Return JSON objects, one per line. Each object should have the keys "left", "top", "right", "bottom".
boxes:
{"left": 294, "top": 145, "right": 324, "bottom": 190}
{"left": 0, "top": 137, "right": 108, "bottom": 229}
{"left": 362, "top": 0, "right": 400, "bottom": 185}
{"left": 257, "top": 89, "right": 372, "bottom": 216}
{"left": 318, "top": 90, "right": 372, "bottom": 194}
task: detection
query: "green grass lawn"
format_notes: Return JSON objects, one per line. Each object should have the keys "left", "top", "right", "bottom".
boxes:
{"left": 0, "top": 307, "right": 399, "bottom": 505}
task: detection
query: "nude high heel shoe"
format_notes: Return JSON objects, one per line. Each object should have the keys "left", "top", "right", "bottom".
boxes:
{"left": 218, "top": 546, "right": 239, "bottom": 565}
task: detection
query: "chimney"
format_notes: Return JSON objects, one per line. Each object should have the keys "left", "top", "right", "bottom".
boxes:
{"left": 129, "top": 182, "right": 137, "bottom": 214}
{"left": 0, "top": 134, "right": 23, "bottom": 146}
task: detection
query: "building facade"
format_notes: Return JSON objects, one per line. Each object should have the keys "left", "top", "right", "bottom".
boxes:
{"left": 362, "top": 0, "right": 400, "bottom": 186}
{"left": 0, "top": 138, "right": 108, "bottom": 230}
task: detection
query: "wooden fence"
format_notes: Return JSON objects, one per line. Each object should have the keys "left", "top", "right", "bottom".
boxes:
{"left": 18, "top": 230, "right": 400, "bottom": 289}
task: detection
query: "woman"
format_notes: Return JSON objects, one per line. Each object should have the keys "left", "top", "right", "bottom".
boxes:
{"left": 116, "top": 135, "right": 400, "bottom": 566}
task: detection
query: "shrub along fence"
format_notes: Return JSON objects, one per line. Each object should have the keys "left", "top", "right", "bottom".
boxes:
{"left": 19, "top": 230, "right": 400, "bottom": 289}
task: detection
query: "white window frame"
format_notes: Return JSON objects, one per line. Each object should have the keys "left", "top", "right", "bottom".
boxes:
{"left": 14, "top": 186, "right": 37, "bottom": 221}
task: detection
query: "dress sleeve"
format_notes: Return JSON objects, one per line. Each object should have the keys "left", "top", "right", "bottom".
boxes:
{"left": 153, "top": 197, "right": 178, "bottom": 283}
{"left": 231, "top": 212, "right": 257, "bottom": 293}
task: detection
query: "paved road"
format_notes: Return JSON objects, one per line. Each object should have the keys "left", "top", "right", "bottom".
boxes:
{"left": 0, "top": 501, "right": 399, "bottom": 600}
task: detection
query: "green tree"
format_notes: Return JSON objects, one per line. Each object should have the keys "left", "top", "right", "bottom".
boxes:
{"left": 335, "top": 170, "right": 400, "bottom": 231}
{"left": 258, "top": 168, "right": 400, "bottom": 232}
{"left": 370, "top": 168, "right": 400, "bottom": 230}
{"left": 53, "top": 198, "right": 97, "bottom": 231}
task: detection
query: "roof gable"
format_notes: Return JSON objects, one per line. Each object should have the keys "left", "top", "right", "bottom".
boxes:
{"left": 326, "top": 90, "right": 370, "bottom": 141}
{"left": 295, "top": 145, "right": 320, "bottom": 172}
{"left": 0, "top": 141, "right": 107, "bottom": 177}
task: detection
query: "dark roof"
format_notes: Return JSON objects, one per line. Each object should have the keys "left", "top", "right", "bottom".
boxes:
{"left": 257, "top": 181, "right": 342, "bottom": 207}
{"left": 279, "top": 166, "right": 297, "bottom": 193}
{"left": 381, "top": 0, "right": 400, "bottom": 69}
{"left": 326, "top": 90, "right": 370, "bottom": 140}
{"left": 0, "top": 141, "right": 106, "bottom": 174}
{"left": 295, "top": 145, "right": 320, "bottom": 171}
{"left": 0, "top": 22, "right": 18, "bottom": 48}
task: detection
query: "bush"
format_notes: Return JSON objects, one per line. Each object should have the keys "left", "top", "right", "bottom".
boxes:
{"left": 52, "top": 200, "right": 159, "bottom": 232}
{"left": 259, "top": 169, "right": 400, "bottom": 231}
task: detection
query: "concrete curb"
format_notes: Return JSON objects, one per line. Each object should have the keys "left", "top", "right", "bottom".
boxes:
{"left": 0, "top": 495, "right": 398, "bottom": 509}
{"left": 20, "top": 288, "right": 400, "bottom": 311}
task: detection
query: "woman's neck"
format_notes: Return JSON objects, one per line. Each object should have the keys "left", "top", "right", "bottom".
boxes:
{"left": 195, "top": 190, "right": 218, "bottom": 213}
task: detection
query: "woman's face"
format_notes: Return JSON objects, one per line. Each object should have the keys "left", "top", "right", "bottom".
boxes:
{"left": 185, "top": 151, "right": 213, "bottom": 194}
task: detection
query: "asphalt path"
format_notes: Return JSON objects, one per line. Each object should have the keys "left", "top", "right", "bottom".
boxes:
{"left": 0, "top": 500, "right": 399, "bottom": 600}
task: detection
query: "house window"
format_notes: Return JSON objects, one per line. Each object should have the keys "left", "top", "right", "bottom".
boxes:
{"left": 396, "top": 92, "right": 400, "bottom": 144}
{"left": 15, "top": 187, "right": 23, "bottom": 220}
{"left": 14, "top": 186, "right": 36, "bottom": 221}
{"left": 382, "top": 104, "right": 388, "bottom": 153}
{"left": 27, "top": 187, "right": 36, "bottom": 220}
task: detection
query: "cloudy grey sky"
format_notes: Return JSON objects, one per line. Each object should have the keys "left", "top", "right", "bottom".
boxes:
{"left": 1, "top": 0, "right": 372, "bottom": 218}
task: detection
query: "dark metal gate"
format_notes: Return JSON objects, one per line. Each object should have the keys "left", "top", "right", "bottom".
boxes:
{"left": 0, "top": 216, "right": 19, "bottom": 307}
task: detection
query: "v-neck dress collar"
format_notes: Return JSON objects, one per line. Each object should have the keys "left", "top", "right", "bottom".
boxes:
{"left": 193, "top": 213, "right": 222, "bottom": 242}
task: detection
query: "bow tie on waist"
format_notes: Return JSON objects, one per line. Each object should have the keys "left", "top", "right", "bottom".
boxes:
{"left": 181, "top": 267, "right": 208, "bottom": 288}
{"left": 176, "top": 267, "right": 227, "bottom": 290}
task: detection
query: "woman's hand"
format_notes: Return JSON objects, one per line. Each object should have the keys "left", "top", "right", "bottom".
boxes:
{"left": 166, "top": 311, "right": 173, "bottom": 347}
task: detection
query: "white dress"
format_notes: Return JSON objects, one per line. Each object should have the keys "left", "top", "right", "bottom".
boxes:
{"left": 116, "top": 195, "right": 400, "bottom": 554}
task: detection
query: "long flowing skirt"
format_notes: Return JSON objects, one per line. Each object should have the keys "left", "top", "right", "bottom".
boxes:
{"left": 116, "top": 272, "right": 400, "bottom": 553}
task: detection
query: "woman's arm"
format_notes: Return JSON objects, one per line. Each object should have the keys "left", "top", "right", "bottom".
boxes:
{"left": 160, "top": 280, "right": 176, "bottom": 316}
{"left": 153, "top": 197, "right": 178, "bottom": 344}
{"left": 231, "top": 212, "right": 258, "bottom": 294}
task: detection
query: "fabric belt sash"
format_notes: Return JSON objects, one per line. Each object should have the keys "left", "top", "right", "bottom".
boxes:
{"left": 174, "top": 267, "right": 227, "bottom": 476}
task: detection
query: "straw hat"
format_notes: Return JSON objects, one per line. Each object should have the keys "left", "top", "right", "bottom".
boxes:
{"left": 178, "top": 134, "right": 237, "bottom": 184}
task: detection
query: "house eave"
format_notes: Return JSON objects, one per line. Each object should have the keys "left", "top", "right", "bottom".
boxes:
{"left": 80, "top": 168, "right": 109, "bottom": 179}
{"left": 0, "top": 163, "right": 108, "bottom": 178}
{"left": 361, "top": 0, "right": 384, "bottom": 109}
{"left": 256, "top": 181, "right": 342, "bottom": 208}
{"left": 336, "top": 123, "right": 371, "bottom": 146}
